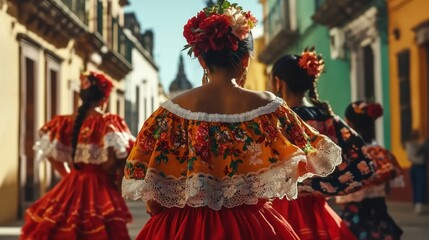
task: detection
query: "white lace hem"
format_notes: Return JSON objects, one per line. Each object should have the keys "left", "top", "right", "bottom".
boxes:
{"left": 122, "top": 136, "right": 341, "bottom": 210}
{"left": 34, "top": 132, "right": 134, "bottom": 164}
{"left": 161, "top": 97, "right": 284, "bottom": 122}
{"left": 34, "top": 134, "right": 72, "bottom": 163}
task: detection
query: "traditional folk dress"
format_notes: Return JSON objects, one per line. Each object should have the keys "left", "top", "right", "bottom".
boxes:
{"left": 336, "top": 144, "right": 404, "bottom": 240}
{"left": 20, "top": 114, "right": 135, "bottom": 240}
{"left": 272, "top": 106, "right": 383, "bottom": 240}
{"left": 122, "top": 98, "right": 343, "bottom": 240}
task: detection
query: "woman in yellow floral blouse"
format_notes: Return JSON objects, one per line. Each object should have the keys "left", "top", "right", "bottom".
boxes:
{"left": 122, "top": 2, "right": 343, "bottom": 239}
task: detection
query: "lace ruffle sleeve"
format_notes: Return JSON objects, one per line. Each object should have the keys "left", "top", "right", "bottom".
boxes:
{"left": 33, "top": 115, "right": 73, "bottom": 163}
{"left": 103, "top": 114, "right": 136, "bottom": 159}
{"left": 122, "top": 100, "right": 342, "bottom": 210}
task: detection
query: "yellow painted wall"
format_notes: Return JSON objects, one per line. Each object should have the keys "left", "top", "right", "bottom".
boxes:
{"left": 388, "top": 0, "right": 429, "bottom": 167}
{"left": 245, "top": 37, "right": 268, "bottom": 91}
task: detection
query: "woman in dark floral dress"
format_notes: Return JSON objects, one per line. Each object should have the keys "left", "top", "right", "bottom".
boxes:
{"left": 336, "top": 101, "right": 404, "bottom": 240}
{"left": 270, "top": 48, "right": 389, "bottom": 240}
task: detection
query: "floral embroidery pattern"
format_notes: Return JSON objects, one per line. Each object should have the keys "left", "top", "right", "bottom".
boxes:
{"left": 122, "top": 100, "right": 343, "bottom": 209}
{"left": 292, "top": 106, "right": 379, "bottom": 196}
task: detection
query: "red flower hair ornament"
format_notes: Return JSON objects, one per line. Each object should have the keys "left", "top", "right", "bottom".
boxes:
{"left": 352, "top": 102, "right": 383, "bottom": 120}
{"left": 298, "top": 47, "right": 325, "bottom": 79}
{"left": 183, "top": 0, "right": 258, "bottom": 57}
{"left": 80, "top": 71, "right": 113, "bottom": 99}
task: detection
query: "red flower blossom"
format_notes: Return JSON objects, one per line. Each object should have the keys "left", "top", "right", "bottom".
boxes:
{"left": 366, "top": 103, "right": 383, "bottom": 119}
{"left": 183, "top": 11, "right": 207, "bottom": 45}
{"left": 298, "top": 48, "right": 325, "bottom": 78}
{"left": 133, "top": 167, "right": 145, "bottom": 179}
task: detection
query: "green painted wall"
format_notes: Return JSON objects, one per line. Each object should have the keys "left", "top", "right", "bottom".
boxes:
{"left": 278, "top": 0, "right": 391, "bottom": 148}
{"left": 281, "top": 0, "right": 351, "bottom": 117}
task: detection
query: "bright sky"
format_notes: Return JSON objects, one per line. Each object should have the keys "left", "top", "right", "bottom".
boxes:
{"left": 125, "top": 0, "right": 263, "bottom": 92}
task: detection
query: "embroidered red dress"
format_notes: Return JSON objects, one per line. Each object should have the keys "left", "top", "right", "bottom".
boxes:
{"left": 20, "top": 114, "right": 135, "bottom": 240}
{"left": 122, "top": 98, "right": 343, "bottom": 240}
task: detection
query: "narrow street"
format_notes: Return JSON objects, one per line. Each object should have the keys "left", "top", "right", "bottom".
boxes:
{"left": 0, "top": 201, "right": 427, "bottom": 239}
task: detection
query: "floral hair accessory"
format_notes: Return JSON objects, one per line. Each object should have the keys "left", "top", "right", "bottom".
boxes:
{"left": 352, "top": 102, "right": 383, "bottom": 119}
{"left": 183, "top": 0, "right": 258, "bottom": 57}
{"left": 366, "top": 103, "right": 383, "bottom": 119}
{"left": 298, "top": 47, "right": 325, "bottom": 79}
{"left": 80, "top": 71, "right": 113, "bottom": 99}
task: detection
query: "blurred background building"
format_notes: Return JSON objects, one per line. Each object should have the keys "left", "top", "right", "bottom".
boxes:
{"left": 0, "top": 0, "right": 161, "bottom": 223}
{"left": 0, "top": 0, "right": 428, "bottom": 228}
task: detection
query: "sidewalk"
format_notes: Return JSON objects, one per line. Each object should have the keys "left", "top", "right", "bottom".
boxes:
{"left": 1, "top": 201, "right": 427, "bottom": 239}
{"left": 387, "top": 201, "right": 429, "bottom": 240}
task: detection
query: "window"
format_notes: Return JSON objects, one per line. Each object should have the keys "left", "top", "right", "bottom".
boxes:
{"left": 116, "top": 89, "right": 125, "bottom": 116}
{"left": 363, "top": 45, "right": 375, "bottom": 102}
{"left": 97, "top": 0, "right": 103, "bottom": 35}
{"left": 397, "top": 50, "right": 412, "bottom": 143}
{"left": 45, "top": 55, "right": 61, "bottom": 120}
{"left": 24, "top": 57, "right": 36, "bottom": 202}
{"left": 19, "top": 38, "right": 41, "bottom": 207}
{"left": 135, "top": 85, "right": 140, "bottom": 134}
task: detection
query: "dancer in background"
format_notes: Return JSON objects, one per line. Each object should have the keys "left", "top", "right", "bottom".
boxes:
{"left": 270, "top": 48, "right": 384, "bottom": 240}
{"left": 122, "top": 2, "right": 343, "bottom": 239}
{"left": 336, "top": 101, "right": 404, "bottom": 240}
{"left": 21, "top": 72, "right": 134, "bottom": 240}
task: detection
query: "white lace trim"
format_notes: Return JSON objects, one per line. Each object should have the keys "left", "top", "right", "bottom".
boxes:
{"left": 122, "top": 137, "right": 341, "bottom": 210}
{"left": 34, "top": 132, "right": 134, "bottom": 164}
{"left": 34, "top": 134, "right": 72, "bottom": 163}
{"left": 161, "top": 97, "right": 284, "bottom": 122}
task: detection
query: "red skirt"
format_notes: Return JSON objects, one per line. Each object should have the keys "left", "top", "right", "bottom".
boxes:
{"left": 20, "top": 166, "right": 132, "bottom": 240}
{"left": 137, "top": 201, "right": 299, "bottom": 240}
{"left": 272, "top": 196, "right": 356, "bottom": 240}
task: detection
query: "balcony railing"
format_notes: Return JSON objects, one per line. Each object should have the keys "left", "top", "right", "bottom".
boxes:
{"left": 60, "top": 0, "right": 87, "bottom": 25}
{"left": 264, "top": 0, "right": 290, "bottom": 44}
{"left": 259, "top": 0, "right": 297, "bottom": 64}
{"left": 312, "top": 0, "right": 372, "bottom": 28}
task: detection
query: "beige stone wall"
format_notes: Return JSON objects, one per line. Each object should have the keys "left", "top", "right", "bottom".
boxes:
{"left": 0, "top": 4, "right": 20, "bottom": 224}
{"left": 0, "top": 3, "right": 85, "bottom": 223}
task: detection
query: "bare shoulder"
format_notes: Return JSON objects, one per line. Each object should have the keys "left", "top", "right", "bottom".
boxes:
{"left": 240, "top": 89, "right": 277, "bottom": 105}
{"left": 171, "top": 87, "right": 204, "bottom": 106}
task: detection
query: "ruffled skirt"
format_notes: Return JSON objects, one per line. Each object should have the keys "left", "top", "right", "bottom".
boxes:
{"left": 272, "top": 195, "right": 356, "bottom": 240}
{"left": 20, "top": 166, "right": 132, "bottom": 240}
{"left": 136, "top": 201, "right": 299, "bottom": 240}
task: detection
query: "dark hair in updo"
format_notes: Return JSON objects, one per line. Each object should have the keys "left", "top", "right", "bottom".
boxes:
{"left": 201, "top": 33, "right": 254, "bottom": 72}
{"left": 345, "top": 100, "right": 383, "bottom": 143}
{"left": 71, "top": 74, "right": 107, "bottom": 167}
{"left": 271, "top": 55, "right": 333, "bottom": 116}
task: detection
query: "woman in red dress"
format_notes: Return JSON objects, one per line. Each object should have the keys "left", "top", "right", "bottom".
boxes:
{"left": 269, "top": 49, "right": 391, "bottom": 240}
{"left": 121, "top": 2, "right": 343, "bottom": 239}
{"left": 20, "top": 72, "right": 135, "bottom": 240}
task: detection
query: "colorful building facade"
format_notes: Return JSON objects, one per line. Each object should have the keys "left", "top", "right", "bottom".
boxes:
{"left": 259, "top": 0, "right": 392, "bottom": 149}
{"left": 0, "top": 0, "right": 132, "bottom": 223}
{"left": 387, "top": 0, "right": 429, "bottom": 202}
{"left": 388, "top": 0, "right": 429, "bottom": 167}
